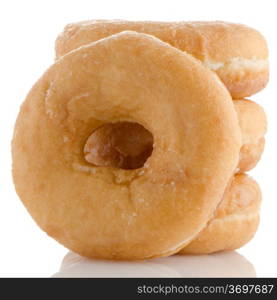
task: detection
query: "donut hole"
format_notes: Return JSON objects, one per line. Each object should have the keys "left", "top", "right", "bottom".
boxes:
{"left": 84, "top": 122, "right": 153, "bottom": 170}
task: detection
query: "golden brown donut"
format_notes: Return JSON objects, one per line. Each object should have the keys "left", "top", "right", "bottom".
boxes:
{"left": 12, "top": 31, "right": 241, "bottom": 260}
{"left": 179, "top": 174, "right": 261, "bottom": 254}
{"left": 55, "top": 20, "right": 269, "bottom": 98}
{"left": 234, "top": 99, "right": 267, "bottom": 172}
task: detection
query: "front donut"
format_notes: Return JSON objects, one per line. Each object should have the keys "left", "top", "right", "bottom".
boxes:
{"left": 12, "top": 31, "right": 241, "bottom": 260}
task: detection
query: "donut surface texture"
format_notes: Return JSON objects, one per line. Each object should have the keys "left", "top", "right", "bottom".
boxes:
{"left": 55, "top": 20, "right": 269, "bottom": 98}
{"left": 179, "top": 174, "right": 261, "bottom": 254}
{"left": 234, "top": 99, "right": 267, "bottom": 172}
{"left": 82, "top": 98, "right": 266, "bottom": 173}
{"left": 12, "top": 31, "right": 241, "bottom": 260}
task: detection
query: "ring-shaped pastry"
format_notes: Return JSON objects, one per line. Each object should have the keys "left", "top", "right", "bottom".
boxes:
{"left": 12, "top": 31, "right": 241, "bottom": 259}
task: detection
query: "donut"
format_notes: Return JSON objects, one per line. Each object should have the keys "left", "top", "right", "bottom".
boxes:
{"left": 179, "top": 174, "right": 261, "bottom": 254}
{"left": 12, "top": 31, "right": 241, "bottom": 260}
{"left": 55, "top": 20, "right": 269, "bottom": 98}
{"left": 234, "top": 99, "right": 267, "bottom": 172}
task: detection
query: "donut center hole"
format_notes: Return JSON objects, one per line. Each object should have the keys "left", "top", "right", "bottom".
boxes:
{"left": 84, "top": 122, "right": 153, "bottom": 170}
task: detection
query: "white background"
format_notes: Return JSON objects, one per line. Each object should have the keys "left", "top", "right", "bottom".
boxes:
{"left": 0, "top": 0, "right": 276, "bottom": 277}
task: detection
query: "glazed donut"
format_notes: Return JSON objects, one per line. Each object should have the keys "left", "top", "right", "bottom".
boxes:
{"left": 55, "top": 20, "right": 269, "bottom": 99}
{"left": 12, "top": 31, "right": 241, "bottom": 260}
{"left": 234, "top": 99, "right": 267, "bottom": 172}
{"left": 179, "top": 174, "right": 261, "bottom": 254}
{"left": 81, "top": 98, "right": 266, "bottom": 172}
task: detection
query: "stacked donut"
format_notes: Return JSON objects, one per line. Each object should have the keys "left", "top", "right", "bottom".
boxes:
{"left": 12, "top": 20, "right": 268, "bottom": 260}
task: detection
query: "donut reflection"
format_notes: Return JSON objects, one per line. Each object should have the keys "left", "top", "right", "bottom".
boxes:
{"left": 53, "top": 251, "right": 256, "bottom": 278}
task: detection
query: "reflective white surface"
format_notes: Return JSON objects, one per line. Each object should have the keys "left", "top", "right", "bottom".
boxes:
{"left": 53, "top": 251, "right": 256, "bottom": 278}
